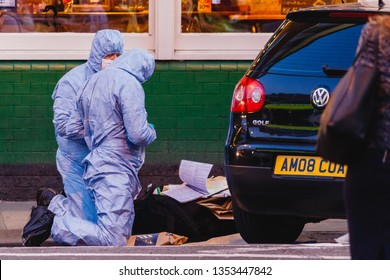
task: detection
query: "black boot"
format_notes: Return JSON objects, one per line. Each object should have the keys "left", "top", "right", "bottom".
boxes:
{"left": 36, "top": 187, "right": 58, "bottom": 207}
{"left": 22, "top": 206, "right": 55, "bottom": 246}
{"left": 22, "top": 187, "right": 58, "bottom": 246}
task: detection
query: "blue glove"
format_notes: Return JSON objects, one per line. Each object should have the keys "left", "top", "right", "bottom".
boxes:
{"left": 149, "top": 123, "right": 155, "bottom": 129}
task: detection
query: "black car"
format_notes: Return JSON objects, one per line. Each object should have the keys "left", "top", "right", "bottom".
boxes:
{"left": 225, "top": 2, "right": 390, "bottom": 243}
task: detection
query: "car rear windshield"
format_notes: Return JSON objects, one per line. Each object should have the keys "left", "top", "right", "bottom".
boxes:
{"left": 253, "top": 21, "right": 365, "bottom": 77}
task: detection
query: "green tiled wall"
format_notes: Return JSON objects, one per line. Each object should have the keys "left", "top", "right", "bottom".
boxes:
{"left": 0, "top": 60, "right": 250, "bottom": 166}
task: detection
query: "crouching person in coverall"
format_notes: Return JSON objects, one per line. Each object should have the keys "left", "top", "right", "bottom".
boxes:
{"left": 21, "top": 29, "right": 124, "bottom": 247}
{"left": 51, "top": 29, "right": 124, "bottom": 224}
{"left": 48, "top": 48, "right": 157, "bottom": 246}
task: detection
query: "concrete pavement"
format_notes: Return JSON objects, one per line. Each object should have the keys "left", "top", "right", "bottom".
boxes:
{"left": 0, "top": 200, "right": 348, "bottom": 246}
{"left": 0, "top": 201, "right": 35, "bottom": 245}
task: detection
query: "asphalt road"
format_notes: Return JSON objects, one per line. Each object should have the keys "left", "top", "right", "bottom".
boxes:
{"left": 1, "top": 219, "right": 353, "bottom": 280}
{"left": 0, "top": 242, "right": 350, "bottom": 260}
{"left": 0, "top": 219, "right": 350, "bottom": 260}
{"left": 0, "top": 200, "right": 350, "bottom": 259}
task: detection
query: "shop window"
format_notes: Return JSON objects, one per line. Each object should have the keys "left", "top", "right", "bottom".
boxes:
{"left": 181, "top": 0, "right": 356, "bottom": 33}
{"left": 0, "top": 0, "right": 149, "bottom": 32}
{"left": 0, "top": 0, "right": 359, "bottom": 60}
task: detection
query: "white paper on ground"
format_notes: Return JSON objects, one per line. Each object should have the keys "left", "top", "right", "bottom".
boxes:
{"left": 162, "top": 183, "right": 205, "bottom": 203}
{"left": 178, "top": 160, "right": 213, "bottom": 194}
{"left": 161, "top": 160, "right": 229, "bottom": 203}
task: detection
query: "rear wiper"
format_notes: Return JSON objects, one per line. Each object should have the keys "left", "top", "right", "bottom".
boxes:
{"left": 322, "top": 65, "right": 348, "bottom": 77}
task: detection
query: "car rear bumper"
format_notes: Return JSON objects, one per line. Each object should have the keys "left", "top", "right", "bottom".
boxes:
{"left": 225, "top": 164, "right": 346, "bottom": 220}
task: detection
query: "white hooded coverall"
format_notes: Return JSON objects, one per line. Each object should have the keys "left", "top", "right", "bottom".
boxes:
{"left": 49, "top": 49, "right": 157, "bottom": 246}
{"left": 51, "top": 30, "right": 124, "bottom": 225}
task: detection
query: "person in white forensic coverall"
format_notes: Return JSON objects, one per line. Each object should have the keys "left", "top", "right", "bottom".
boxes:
{"left": 48, "top": 49, "right": 157, "bottom": 246}
{"left": 51, "top": 29, "right": 123, "bottom": 225}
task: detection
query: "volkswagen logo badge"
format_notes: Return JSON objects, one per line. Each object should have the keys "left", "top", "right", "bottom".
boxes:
{"left": 311, "top": 87, "right": 330, "bottom": 108}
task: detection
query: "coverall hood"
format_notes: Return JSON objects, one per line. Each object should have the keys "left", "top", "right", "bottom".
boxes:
{"left": 88, "top": 29, "right": 124, "bottom": 73}
{"left": 109, "top": 48, "right": 155, "bottom": 83}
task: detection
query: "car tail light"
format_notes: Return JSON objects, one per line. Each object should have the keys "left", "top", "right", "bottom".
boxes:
{"left": 231, "top": 76, "right": 265, "bottom": 113}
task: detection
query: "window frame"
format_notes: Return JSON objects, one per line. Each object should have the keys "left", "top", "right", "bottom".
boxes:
{"left": 0, "top": 0, "right": 274, "bottom": 61}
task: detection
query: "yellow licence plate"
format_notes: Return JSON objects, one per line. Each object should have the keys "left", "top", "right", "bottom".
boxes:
{"left": 274, "top": 155, "right": 347, "bottom": 178}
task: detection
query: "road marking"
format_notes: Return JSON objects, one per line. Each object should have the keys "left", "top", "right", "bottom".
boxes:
{"left": 0, "top": 252, "right": 348, "bottom": 260}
